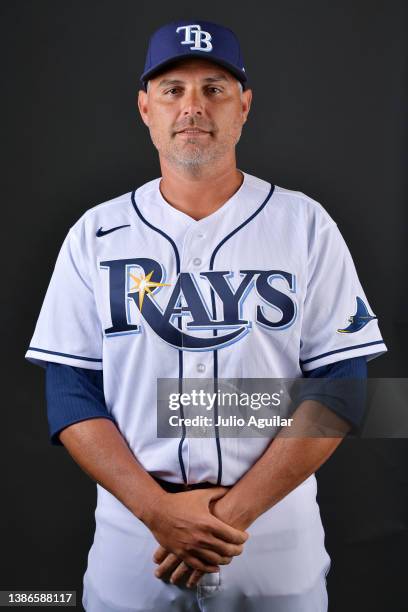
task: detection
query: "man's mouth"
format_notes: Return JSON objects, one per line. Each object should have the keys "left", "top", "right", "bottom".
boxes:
{"left": 176, "top": 128, "right": 211, "bottom": 135}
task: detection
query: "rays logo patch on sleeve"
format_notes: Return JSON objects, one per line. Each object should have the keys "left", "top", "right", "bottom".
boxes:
{"left": 337, "top": 296, "right": 377, "bottom": 333}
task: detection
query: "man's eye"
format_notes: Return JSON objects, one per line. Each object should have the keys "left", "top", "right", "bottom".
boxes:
{"left": 163, "top": 87, "right": 222, "bottom": 96}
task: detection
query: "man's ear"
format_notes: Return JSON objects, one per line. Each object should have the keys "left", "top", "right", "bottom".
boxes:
{"left": 242, "top": 88, "right": 253, "bottom": 124}
{"left": 138, "top": 89, "right": 149, "bottom": 127}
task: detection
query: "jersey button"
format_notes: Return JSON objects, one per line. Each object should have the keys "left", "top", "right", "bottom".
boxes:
{"left": 197, "top": 363, "right": 206, "bottom": 373}
{"left": 197, "top": 232, "right": 205, "bottom": 239}
{"left": 193, "top": 257, "right": 202, "bottom": 267}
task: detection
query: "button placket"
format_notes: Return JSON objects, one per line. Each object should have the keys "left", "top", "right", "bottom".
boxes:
{"left": 179, "top": 223, "right": 214, "bottom": 437}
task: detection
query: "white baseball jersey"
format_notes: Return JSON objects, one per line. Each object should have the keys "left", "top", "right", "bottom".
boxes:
{"left": 25, "top": 171, "right": 386, "bottom": 604}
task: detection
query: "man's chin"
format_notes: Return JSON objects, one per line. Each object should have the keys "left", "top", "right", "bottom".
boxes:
{"left": 169, "top": 151, "right": 214, "bottom": 167}
{"left": 173, "top": 158, "right": 210, "bottom": 169}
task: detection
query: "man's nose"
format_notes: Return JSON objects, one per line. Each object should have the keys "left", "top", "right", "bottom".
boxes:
{"left": 181, "top": 89, "right": 205, "bottom": 116}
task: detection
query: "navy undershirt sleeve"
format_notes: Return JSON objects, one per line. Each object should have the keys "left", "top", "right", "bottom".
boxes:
{"left": 301, "top": 356, "right": 367, "bottom": 430}
{"left": 45, "top": 362, "right": 116, "bottom": 446}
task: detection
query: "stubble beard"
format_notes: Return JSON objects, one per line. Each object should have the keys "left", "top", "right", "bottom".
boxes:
{"left": 150, "top": 124, "right": 243, "bottom": 176}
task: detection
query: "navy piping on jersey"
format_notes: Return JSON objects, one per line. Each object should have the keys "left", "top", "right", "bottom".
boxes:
{"left": 28, "top": 347, "right": 103, "bottom": 363}
{"left": 131, "top": 190, "right": 188, "bottom": 484}
{"left": 300, "top": 340, "right": 385, "bottom": 366}
{"left": 209, "top": 183, "right": 275, "bottom": 485}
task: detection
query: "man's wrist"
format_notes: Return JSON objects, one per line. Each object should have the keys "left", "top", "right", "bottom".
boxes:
{"left": 212, "top": 490, "right": 257, "bottom": 530}
{"left": 132, "top": 486, "right": 168, "bottom": 528}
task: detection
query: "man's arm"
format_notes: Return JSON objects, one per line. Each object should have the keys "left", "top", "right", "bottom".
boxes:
{"left": 214, "top": 356, "right": 366, "bottom": 530}
{"left": 211, "top": 399, "right": 350, "bottom": 529}
{"left": 58, "top": 410, "right": 248, "bottom": 573}
{"left": 45, "top": 362, "right": 247, "bottom": 570}
{"left": 155, "top": 356, "right": 366, "bottom": 586}
{"left": 154, "top": 399, "right": 349, "bottom": 586}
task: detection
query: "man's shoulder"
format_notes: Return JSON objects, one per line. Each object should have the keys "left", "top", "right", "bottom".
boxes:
{"left": 273, "top": 183, "right": 330, "bottom": 217}
{"left": 245, "top": 171, "right": 328, "bottom": 216}
{"left": 67, "top": 177, "right": 160, "bottom": 238}
{"left": 263, "top": 181, "right": 337, "bottom": 235}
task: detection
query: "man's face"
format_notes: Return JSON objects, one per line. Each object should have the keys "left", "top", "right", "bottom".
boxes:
{"left": 138, "top": 58, "right": 252, "bottom": 170}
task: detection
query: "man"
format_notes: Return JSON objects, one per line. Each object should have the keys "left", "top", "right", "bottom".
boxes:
{"left": 26, "top": 19, "right": 387, "bottom": 611}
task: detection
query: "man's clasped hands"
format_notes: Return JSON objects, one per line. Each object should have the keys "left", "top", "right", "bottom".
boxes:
{"left": 146, "top": 486, "right": 252, "bottom": 589}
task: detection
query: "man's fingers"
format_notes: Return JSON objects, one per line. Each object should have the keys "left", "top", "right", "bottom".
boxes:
{"left": 195, "top": 548, "right": 233, "bottom": 566}
{"left": 169, "top": 561, "right": 192, "bottom": 585}
{"left": 210, "top": 517, "right": 249, "bottom": 545}
{"left": 154, "top": 553, "right": 180, "bottom": 579}
{"left": 153, "top": 552, "right": 217, "bottom": 581}
{"left": 199, "top": 537, "right": 244, "bottom": 558}
{"left": 153, "top": 545, "right": 168, "bottom": 564}
{"left": 152, "top": 531, "right": 244, "bottom": 573}
{"left": 187, "top": 570, "right": 205, "bottom": 589}
{"left": 183, "top": 555, "right": 219, "bottom": 573}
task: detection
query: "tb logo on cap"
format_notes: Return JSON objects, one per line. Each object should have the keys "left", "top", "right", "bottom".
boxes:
{"left": 176, "top": 24, "right": 213, "bottom": 52}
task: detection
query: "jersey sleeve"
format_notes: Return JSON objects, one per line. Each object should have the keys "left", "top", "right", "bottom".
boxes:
{"left": 299, "top": 219, "right": 387, "bottom": 371}
{"left": 25, "top": 224, "right": 103, "bottom": 370}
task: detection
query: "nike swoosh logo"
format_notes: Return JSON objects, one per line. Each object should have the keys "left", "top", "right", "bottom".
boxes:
{"left": 96, "top": 224, "right": 130, "bottom": 237}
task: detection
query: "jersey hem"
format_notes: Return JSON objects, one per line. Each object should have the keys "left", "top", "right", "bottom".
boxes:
{"left": 25, "top": 348, "right": 103, "bottom": 370}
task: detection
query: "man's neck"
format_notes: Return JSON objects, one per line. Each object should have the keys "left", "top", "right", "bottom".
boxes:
{"left": 158, "top": 162, "right": 244, "bottom": 221}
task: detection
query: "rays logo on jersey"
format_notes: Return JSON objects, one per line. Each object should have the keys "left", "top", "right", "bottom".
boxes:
{"left": 337, "top": 296, "right": 377, "bottom": 333}
{"left": 100, "top": 257, "right": 297, "bottom": 351}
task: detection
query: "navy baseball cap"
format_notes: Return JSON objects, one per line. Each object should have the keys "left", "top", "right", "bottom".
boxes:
{"left": 140, "top": 20, "right": 248, "bottom": 91}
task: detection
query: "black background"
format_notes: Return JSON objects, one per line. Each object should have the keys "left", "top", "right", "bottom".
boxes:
{"left": 2, "top": 1, "right": 407, "bottom": 610}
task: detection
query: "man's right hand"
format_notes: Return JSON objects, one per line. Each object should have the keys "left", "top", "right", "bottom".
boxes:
{"left": 145, "top": 487, "right": 249, "bottom": 573}
{"left": 57, "top": 420, "right": 248, "bottom": 573}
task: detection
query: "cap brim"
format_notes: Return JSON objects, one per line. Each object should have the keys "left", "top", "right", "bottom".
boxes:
{"left": 140, "top": 53, "right": 248, "bottom": 90}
